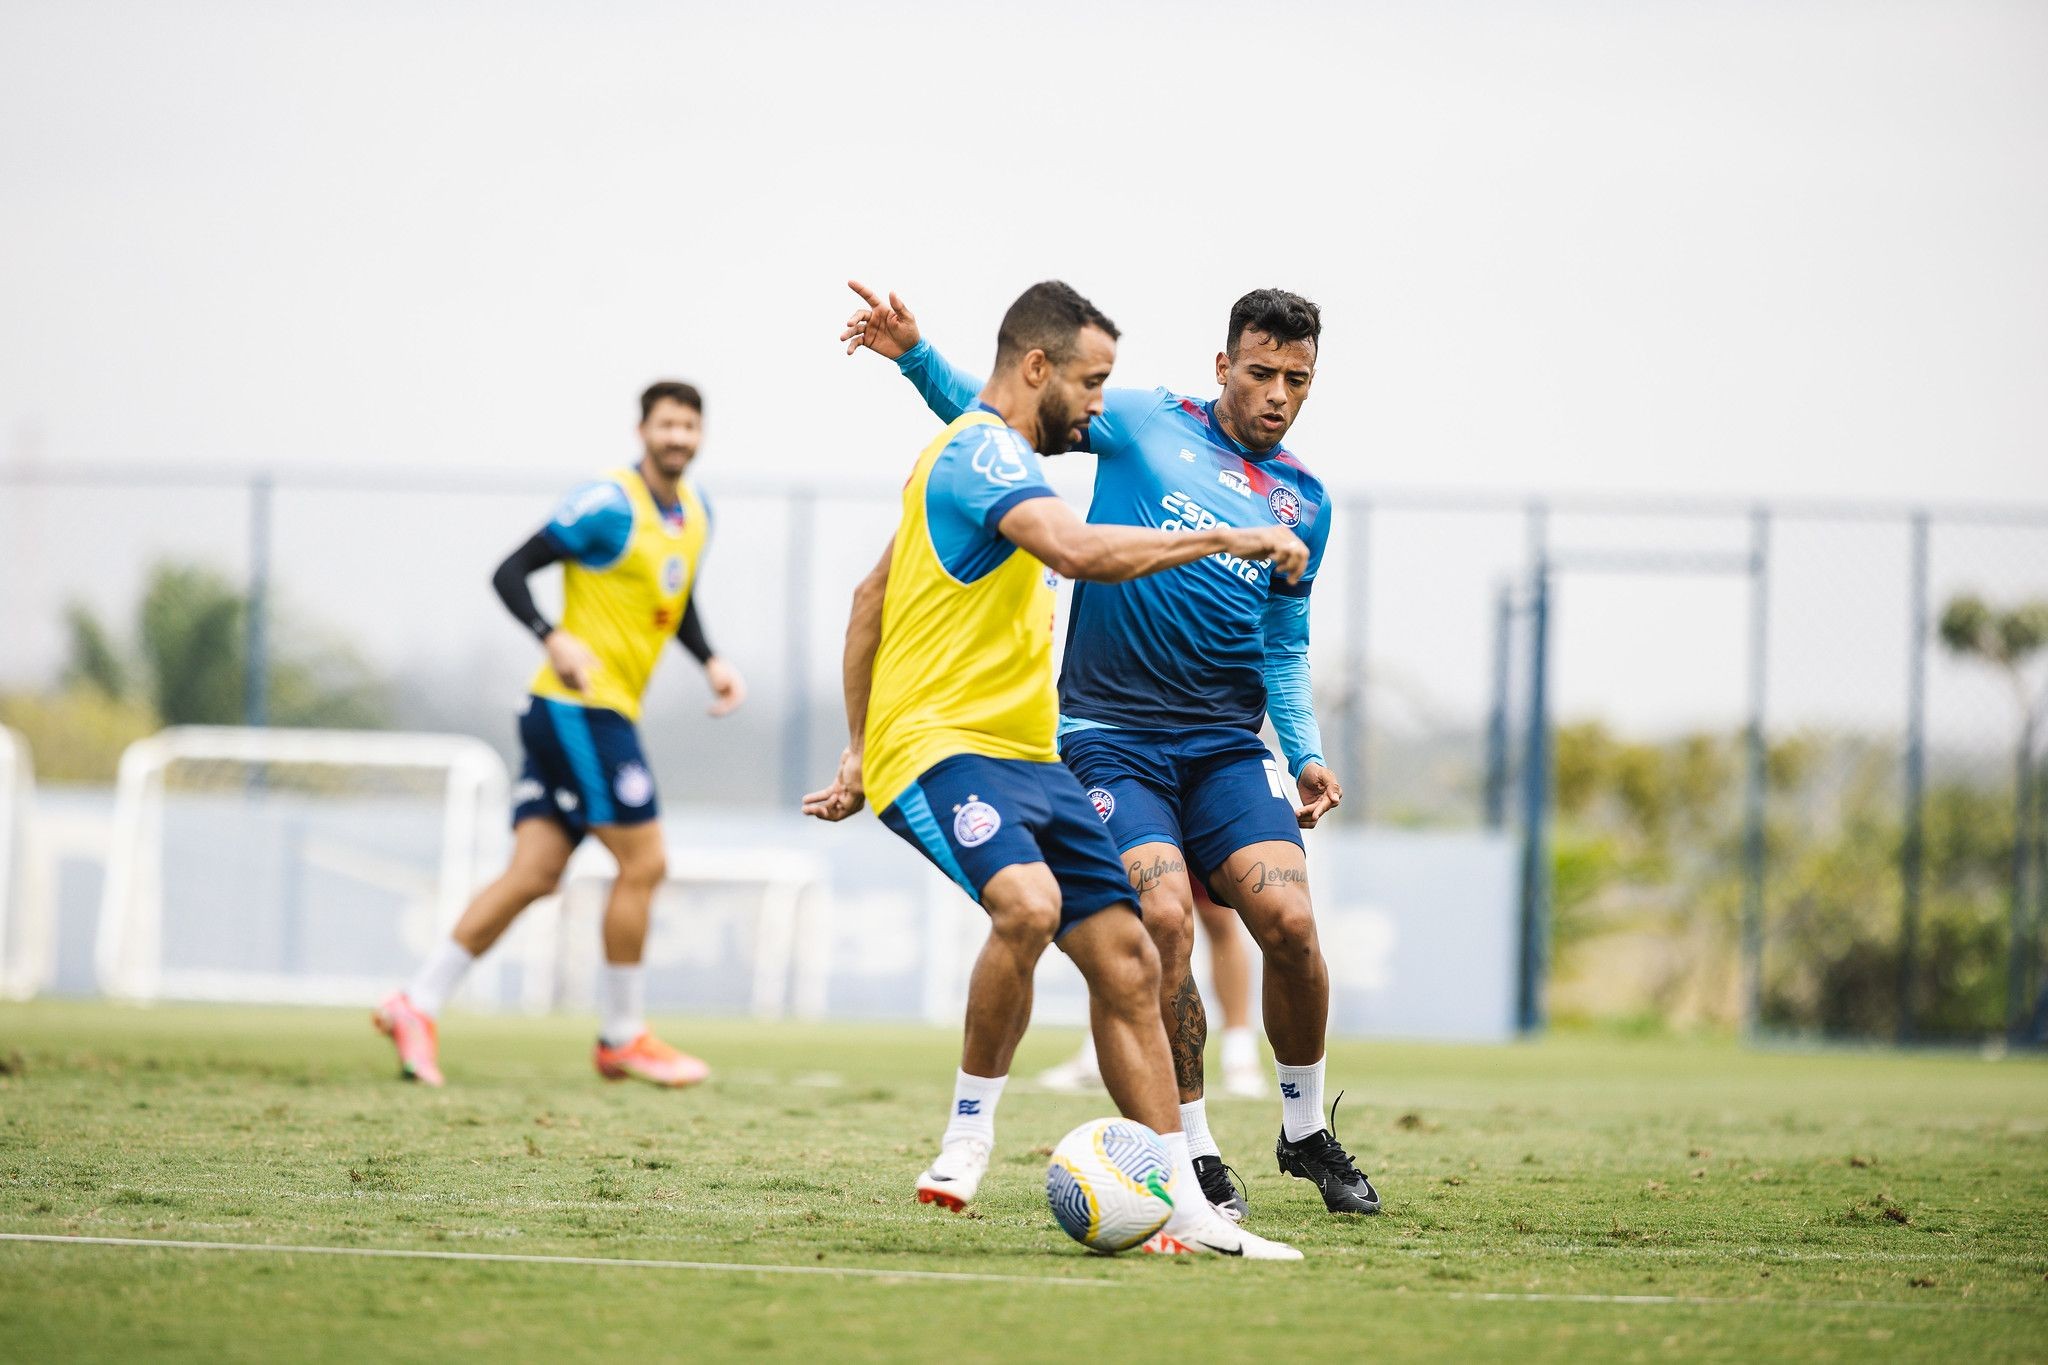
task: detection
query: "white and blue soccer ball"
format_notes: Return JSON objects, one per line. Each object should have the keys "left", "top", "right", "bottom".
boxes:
{"left": 1044, "top": 1117, "right": 1175, "bottom": 1253}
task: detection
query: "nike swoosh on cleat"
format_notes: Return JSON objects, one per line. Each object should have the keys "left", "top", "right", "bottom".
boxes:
{"left": 1194, "top": 1240, "right": 1243, "bottom": 1257}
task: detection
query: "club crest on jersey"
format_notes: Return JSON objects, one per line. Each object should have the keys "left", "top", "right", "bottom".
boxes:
{"left": 1087, "top": 787, "right": 1116, "bottom": 822}
{"left": 661, "top": 555, "right": 685, "bottom": 594}
{"left": 1268, "top": 485, "right": 1302, "bottom": 526}
{"left": 1043, "top": 567, "right": 1059, "bottom": 589}
{"left": 1217, "top": 467, "right": 1253, "bottom": 498}
{"left": 952, "top": 796, "right": 1001, "bottom": 847}
{"left": 614, "top": 762, "right": 654, "bottom": 807}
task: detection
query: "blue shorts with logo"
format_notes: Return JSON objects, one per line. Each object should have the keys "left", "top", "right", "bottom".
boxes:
{"left": 513, "top": 696, "right": 659, "bottom": 841}
{"left": 878, "top": 753, "right": 1135, "bottom": 936}
{"left": 1058, "top": 724, "right": 1302, "bottom": 883}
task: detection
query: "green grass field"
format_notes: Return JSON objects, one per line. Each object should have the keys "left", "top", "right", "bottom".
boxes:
{"left": 0, "top": 1002, "right": 2043, "bottom": 1363}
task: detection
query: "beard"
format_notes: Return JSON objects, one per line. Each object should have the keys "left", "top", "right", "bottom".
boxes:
{"left": 1034, "top": 392, "right": 1085, "bottom": 454}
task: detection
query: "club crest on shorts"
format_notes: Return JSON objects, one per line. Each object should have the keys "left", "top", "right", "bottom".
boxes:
{"left": 1267, "top": 485, "right": 1302, "bottom": 527}
{"left": 614, "top": 762, "right": 654, "bottom": 807}
{"left": 952, "top": 796, "right": 1001, "bottom": 847}
{"left": 1087, "top": 787, "right": 1116, "bottom": 822}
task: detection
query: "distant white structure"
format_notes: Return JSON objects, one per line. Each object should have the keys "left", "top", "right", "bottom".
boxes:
{"left": 0, "top": 725, "right": 53, "bottom": 1000}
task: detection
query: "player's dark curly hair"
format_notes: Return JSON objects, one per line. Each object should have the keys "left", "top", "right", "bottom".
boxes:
{"left": 995, "top": 281, "right": 1120, "bottom": 367}
{"left": 640, "top": 381, "right": 703, "bottom": 421}
{"left": 1227, "top": 289, "right": 1321, "bottom": 356}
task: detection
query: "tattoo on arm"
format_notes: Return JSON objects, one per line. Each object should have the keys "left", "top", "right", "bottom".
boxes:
{"left": 1170, "top": 969, "right": 1206, "bottom": 1096}
{"left": 1234, "top": 861, "right": 1308, "bottom": 895}
{"left": 1126, "top": 854, "right": 1185, "bottom": 897}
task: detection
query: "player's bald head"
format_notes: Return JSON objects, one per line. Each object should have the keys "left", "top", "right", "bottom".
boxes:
{"left": 995, "top": 280, "right": 1120, "bottom": 368}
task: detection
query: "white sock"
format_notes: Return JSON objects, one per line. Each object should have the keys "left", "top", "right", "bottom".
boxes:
{"left": 943, "top": 1070, "right": 1006, "bottom": 1146}
{"left": 1161, "top": 1129, "right": 1206, "bottom": 1231}
{"left": 406, "top": 940, "right": 475, "bottom": 1018}
{"left": 1276, "top": 1055, "right": 1327, "bottom": 1142}
{"left": 1222, "top": 1026, "right": 1258, "bottom": 1073}
{"left": 599, "top": 963, "right": 645, "bottom": 1047}
{"left": 1179, "top": 1098, "right": 1221, "bottom": 1161}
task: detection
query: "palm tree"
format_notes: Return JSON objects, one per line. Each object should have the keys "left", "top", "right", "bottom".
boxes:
{"left": 1938, "top": 594, "right": 2048, "bottom": 1041}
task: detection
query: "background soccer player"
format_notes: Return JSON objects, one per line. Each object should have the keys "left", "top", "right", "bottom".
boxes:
{"left": 804, "top": 281, "right": 1306, "bottom": 1258}
{"left": 841, "top": 282, "right": 1378, "bottom": 1219}
{"left": 373, "top": 381, "right": 745, "bottom": 1088}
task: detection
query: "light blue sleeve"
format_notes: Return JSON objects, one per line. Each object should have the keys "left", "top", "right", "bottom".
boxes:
{"left": 541, "top": 480, "right": 633, "bottom": 568}
{"left": 896, "top": 339, "right": 981, "bottom": 424}
{"left": 897, "top": 339, "right": 1158, "bottom": 457}
{"left": 1262, "top": 595, "right": 1326, "bottom": 776}
{"left": 925, "top": 425, "right": 1058, "bottom": 582}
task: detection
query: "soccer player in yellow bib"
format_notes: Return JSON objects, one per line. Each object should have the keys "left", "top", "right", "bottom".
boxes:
{"left": 375, "top": 381, "right": 745, "bottom": 1088}
{"left": 804, "top": 282, "right": 1308, "bottom": 1258}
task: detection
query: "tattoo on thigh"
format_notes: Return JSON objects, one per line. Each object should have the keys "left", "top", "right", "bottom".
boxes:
{"left": 1234, "top": 860, "right": 1307, "bottom": 895}
{"left": 1127, "top": 854, "right": 1185, "bottom": 896}
{"left": 1170, "top": 970, "right": 1206, "bottom": 1094}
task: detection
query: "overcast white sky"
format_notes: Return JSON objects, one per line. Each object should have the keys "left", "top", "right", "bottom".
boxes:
{"left": 2, "top": 1, "right": 2045, "bottom": 743}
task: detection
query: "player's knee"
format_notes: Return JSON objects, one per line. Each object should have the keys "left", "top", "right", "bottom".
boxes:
{"left": 505, "top": 863, "right": 565, "bottom": 902}
{"left": 613, "top": 848, "right": 668, "bottom": 891}
{"left": 1103, "top": 922, "right": 1162, "bottom": 1012}
{"left": 1255, "top": 896, "right": 1320, "bottom": 966}
{"left": 1140, "top": 887, "right": 1195, "bottom": 959}
{"left": 989, "top": 892, "right": 1061, "bottom": 951}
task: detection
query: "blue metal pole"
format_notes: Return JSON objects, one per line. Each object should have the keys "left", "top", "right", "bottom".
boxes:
{"left": 781, "top": 493, "right": 815, "bottom": 809}
{"left": 1483, "top": 582, "right": 1513, "bottom": 830}
{"left": 1899, "top": 511, "right": 1929, "bottom": 1042}
{"left": 1343, "top": 498, "right": 1371, "bottom": 824}
{"left": 1514, "top": 505, "right": 1551, "bottom": 1034}
{"left": 1740, "top": 508, "right": 1771, "bottom": 1039}
{"left": 244, "top": 473, "right": 272, "bottom": 728}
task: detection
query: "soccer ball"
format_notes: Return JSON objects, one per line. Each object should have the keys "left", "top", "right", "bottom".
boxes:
{"left": 1044, "top": 1117, "right": 1175, "bottom": 1253}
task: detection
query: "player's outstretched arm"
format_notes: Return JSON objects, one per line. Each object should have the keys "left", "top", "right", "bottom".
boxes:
{"left": 995, "top": 497, "right": 1308, "bottom": 586}
{"left": 491, "top": 532, "right": 599, "bottom": 693}
{"left": 802, "top": 537, "right": 894, "bottom": 822}
{"left": 1262, "top": 595, "right": 1341, "bottom": 827}
{"left": 841, "top": 280, "right": 980, "bottom": 423}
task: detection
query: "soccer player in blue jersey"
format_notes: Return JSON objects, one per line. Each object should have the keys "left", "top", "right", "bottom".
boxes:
{"left": 841, "top": 282, "right": 1378, "bottom": 1219}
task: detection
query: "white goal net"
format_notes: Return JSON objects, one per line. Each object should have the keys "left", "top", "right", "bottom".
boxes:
{"left": 0, "top": 725, "right": 52, "bottom": 1001}
{"left": 95, "top": 727, "right": 510, "bottom": 1006}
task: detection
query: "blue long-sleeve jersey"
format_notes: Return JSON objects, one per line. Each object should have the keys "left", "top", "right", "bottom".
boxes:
{"left": 896, "top": 339, "right": 1330, "bottom": 775}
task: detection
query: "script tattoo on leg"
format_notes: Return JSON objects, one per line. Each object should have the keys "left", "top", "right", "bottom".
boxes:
{"left": 1235, "top": 861, "right": 1308, "bottom": 895}
{"left": 1127, "top": 854, "right": 1185, "bottom": 896}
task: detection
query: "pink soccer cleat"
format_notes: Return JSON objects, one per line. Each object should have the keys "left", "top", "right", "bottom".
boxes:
{"left": 593, "top": 1032, "right": 710, "bottom": 1088}
{"left": 372, "top": 991, "right": 443, "bottom": 1087}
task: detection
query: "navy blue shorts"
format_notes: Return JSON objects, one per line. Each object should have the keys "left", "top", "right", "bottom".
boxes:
{"left": 1058, "top": 725, "right": 1302, "bottom": 883}
{"left": 512, "top": 696, "right": 659, "bottom": 841}
{"left": 879, "top": 753, "right": 1135, "bottom": 936}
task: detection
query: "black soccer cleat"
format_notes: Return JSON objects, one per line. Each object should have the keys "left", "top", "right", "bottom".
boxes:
{"left": 1194, "top": 1154, "right": 1248, "bottom": 1222}
{"left": 1275, "top": 1091, "right": 1381, "bottom": 1214}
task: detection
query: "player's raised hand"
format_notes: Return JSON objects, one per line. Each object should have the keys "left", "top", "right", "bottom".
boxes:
{"left": 1227, "top": 526, "right": 1310, "bottom": 583}
{"left": 841, "top": 280, "right": 921, "bottom": 359}
{"left": 703, "top": 656, "right": 747, "bottom": 717}
{"left": 1295, "top": 761, "right": 1343, "bottom": 829}
{"left": 544, "top": 629, "right": 601, "bottom": 694}
{"left": 801, "top": 747, "right": 866, "bottom": 821}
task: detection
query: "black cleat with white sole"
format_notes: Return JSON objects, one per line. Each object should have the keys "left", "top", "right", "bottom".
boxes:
{"left": 1194, "top": 1154, "right": 1248, "bottom": 1222}
{"left": 1275, "top": 1092, "right": 1380, "bottom": 1214}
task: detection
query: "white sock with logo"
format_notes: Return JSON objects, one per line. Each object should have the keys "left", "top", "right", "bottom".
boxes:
{"left": 1222, "top": 1026, "right": 1258, "bottom": 1073}
{"left": 943, "top": 1070, "right": 1006, "bottom": 1146}
{"left": 1179, "top": 1098, "right": 1221, "bottom": 1161}
{"left": 406, "top": 940, "right": 475, "bottom": 1018}
{"left": 1161, "top": 1129, "right": 1207, "bottom": 1232}
{"left": 599, "top": 963, "right": 645, "bottom": 1048}
{"left": 1276, "top": 1055, "right": 1327, "bottom": 1142}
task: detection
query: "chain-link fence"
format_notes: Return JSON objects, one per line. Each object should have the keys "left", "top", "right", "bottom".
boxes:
{"left": 3, "top": 467, "right": 2044, "bottom": 1043}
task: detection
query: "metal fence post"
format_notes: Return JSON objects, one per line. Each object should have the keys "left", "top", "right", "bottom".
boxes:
{"left": 1483, "top": 582, "right": 1513, "bottom": 830}
{"left": 1899, "top": 511, "right": 1929, "bottom": 1042}
{"left": 2009, "top": 716, "right": 2037, "bottom": 1042}
{"left": 781, "top": 492, "right": 816, "bottom": 810}
{"left": 1514, "top": 504, "right": 1551, "bottom": 1034}
{"left": 1740, "top": 508, "right": 1771, "bottom": 1039}
{"left": 1341, "top": 497, "right": 1371, "bottom": 823}
{"left": 244, "top": 473, "right": 273, "bottom": 728}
